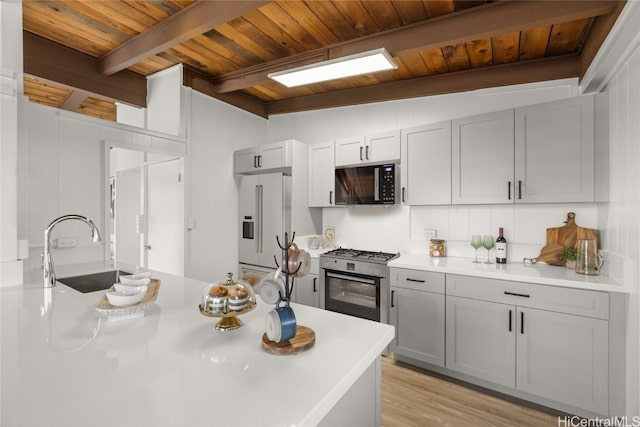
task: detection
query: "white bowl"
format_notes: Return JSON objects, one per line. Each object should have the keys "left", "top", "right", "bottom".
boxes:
{"left": 119, "top": 277, "right": 150, "bottom": 286}
{"left": 114, "top": 283, "right": 148, "bottom": 293}
{"left": 119, "top": 271, "right": 151, "bottom": 281}
{"left": 106, "top": 288, "right": 146, "bottom": 307}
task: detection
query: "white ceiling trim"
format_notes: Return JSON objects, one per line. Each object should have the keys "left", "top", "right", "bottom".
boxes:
{"left": 581, "top": 0, "right": 640, "bottom": 94}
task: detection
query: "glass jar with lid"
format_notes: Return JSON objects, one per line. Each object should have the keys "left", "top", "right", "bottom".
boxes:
{"left": 429, "top": 239, "right": 446, "bottom": 257}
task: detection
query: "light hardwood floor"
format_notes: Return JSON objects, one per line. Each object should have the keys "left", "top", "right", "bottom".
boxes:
{"left": 381, "top": 356, "right": 561, "bottom": 427}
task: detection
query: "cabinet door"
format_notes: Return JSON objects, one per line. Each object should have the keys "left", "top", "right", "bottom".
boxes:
{"left": 335, "top": 136, "right": 365, "bottom": 166}
{"left": 308, "top": 141, "right": 335, "bottom": 207}
{"left": 515, "top": 95, "right": 594, "bottom": 203}
{"left": 234, "top": 148, "right": 258, "bottom": 174}
{"left": 390, "top": 287, "right": 445, "bottom": 366}
{"left": 401, "top": 122, "right": 451, "bottom": 205}
{"left": 293, "top": 274, "right": 320, "bottom": 308}
{"left": 259, "top": 141, "right": 288, "bottom": 170}
{"left": 446, "top": 296, "right": 516, "bottom": 387}
{"left": 516, "top": 307, "right": 608, "bottom": 414}
{"left": 366, "top": 129, "right": 400, "bottom": 164}
{"left": 452, "top": 109, "right": 514, "bottom": 204}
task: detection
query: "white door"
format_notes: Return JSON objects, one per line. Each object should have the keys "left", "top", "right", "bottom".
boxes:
{"left": 115, "top": 167, "right": 143, "bottom": 268}
{"left": 401, "top": 121, "right": 451, "bottom": 205}
{"left": 335, "top": 135, "right": 365, "bottom": 166}
{"left": 391, "top": 287, "right": 445, "bottom": 366}
{"left": 516, "top": 307, "right": 609, "bottom": 414}
{"left": 145, "top": 158, "right": 184, "bottom": 276}
{"left": 445, "top": 296, "right": 516, "bottom": 387}
{"left": 365, "top": 129, "right": 400, "bottom": 164}
{"left": 515, "top": 95, "right": 595, "bottom": 203}
{"left": 452, "top": 109, "right": 515, "bottom": 204}
{"left": 308, "top": 141, "right": 335, "bottom": 207}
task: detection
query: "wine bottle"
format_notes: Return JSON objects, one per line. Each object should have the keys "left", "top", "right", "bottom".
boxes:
{"left": 496, "top": 227, "right": 507, "bottom": 264}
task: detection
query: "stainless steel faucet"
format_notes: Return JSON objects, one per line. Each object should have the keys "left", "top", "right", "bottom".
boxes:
{"left": 43, "top": 214, "right": 102, "bottom": 288}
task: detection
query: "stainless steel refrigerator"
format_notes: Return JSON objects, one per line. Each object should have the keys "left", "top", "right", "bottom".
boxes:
{"left": 238, "top": 173, "right": 292, "bottom": 280}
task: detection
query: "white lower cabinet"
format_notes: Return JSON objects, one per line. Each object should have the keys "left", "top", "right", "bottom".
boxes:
{"left": 445, "top": 274, "right": 609, "bottom": 415}
{"left": 445, "top": 296, "right": 515, "bottom": 387}
{"left": 516, "top": 307, "right": 609, "bottom": 415}
{"left": 293, "top": 273, "right": 320, "bottom": 308}
{"left": 389, "top": 268, "right": 445, "bottom": 366}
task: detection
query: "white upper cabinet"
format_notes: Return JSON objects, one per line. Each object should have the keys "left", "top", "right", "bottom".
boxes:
{"left": 308, "top": 141, "right": 335, "bottom": 207}
{"left": 452, "top": 109, "right": 515, "bottom": 204}
{"left": 234, "top": 140, "right": 291, "bottom": 174}
{"left": 401, "top": 121, "right": 451, "bottom": 205}
{"left": 515, "top": 95, "right": 595, "bottom": 203}
{"left": 452, "top": 95, "right": 597, "bottom": 205}
{"left": 335, "top": 129, "right": 400, "bottom": 166}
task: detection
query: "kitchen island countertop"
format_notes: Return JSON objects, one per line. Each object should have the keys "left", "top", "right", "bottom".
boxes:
{"left": 389, "top": 253, "right": 627, "bottom": 293}
{"left": 1, "top": 266, "right": 394, "bottom": 427}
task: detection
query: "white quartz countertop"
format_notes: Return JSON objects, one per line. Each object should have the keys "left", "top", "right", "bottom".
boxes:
{"left": 388, "top": 253, "right": 628, "bottom": 293}
{"left": 1, "top": 265, "right": 394, "bottom": 427}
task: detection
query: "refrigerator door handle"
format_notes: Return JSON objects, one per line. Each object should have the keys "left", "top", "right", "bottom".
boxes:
{"left": 256, "top": 185, "right": 263, "bottom": 253}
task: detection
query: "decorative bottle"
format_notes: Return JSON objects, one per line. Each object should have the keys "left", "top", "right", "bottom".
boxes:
{"left": 496, "top": 227, "right": 507, "bottom": 264}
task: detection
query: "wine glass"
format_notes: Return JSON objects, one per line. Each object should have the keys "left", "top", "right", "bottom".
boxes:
{"left": 470, "top": 235, "right": 482, "bottom": 263}
{"left": 483, "top": 235, "right": 494, "bottom": 264}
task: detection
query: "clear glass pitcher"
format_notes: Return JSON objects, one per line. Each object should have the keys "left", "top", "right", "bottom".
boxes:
{"left": 575, "top": 239, "right": 604, "bottom": 275}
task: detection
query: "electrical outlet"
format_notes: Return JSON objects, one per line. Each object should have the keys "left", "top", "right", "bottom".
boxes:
{"left": 55, "top": 237, "right": 76, "bottom": 248}
{"left": 424, "top": 229, "right": 437, "bottom": 238}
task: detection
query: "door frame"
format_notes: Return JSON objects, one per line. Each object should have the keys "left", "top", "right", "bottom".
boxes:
{"left": 103, "top": 140, "right": 185, "bottom": 271}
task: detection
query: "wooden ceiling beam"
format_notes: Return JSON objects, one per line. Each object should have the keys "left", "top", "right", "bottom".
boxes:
{"left": 60, "top": 89, "right": 89, "bottom": 112}
{"left": 183, "top": 66, "right": 267, "bottom": 118}
{"left": 578, "top": 1, "right": 626, "bottom": 80}
{"left": 212, "top": 0, "right": 617, "bottom": 94}
{"left": 330, "top": 0, "right": 618, "bottom": 59}
{"left": 23, "top": 32, "right": 147, "bottom": 107}
{"left": 98, "top": 1, "right": 270, "bottom": 76}
{"left": 265, "top": 55, "right": 582, "bottom": 116}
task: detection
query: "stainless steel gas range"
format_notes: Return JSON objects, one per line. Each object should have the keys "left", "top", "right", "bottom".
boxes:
{"left": 319, "top": 248, "right": 399, "bottom": 324}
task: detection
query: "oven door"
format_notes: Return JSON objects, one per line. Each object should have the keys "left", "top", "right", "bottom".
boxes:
{"left": 324, "top": 270, "right": 380, "bottom": 322}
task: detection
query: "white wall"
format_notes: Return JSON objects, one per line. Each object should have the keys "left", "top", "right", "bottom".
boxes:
{"left": 600, "top": 40, "right": 640, "bottom": 419}
{"left": 267, "top": 79, "right": 600, "bottom": 262}
{"left": 0, "top": 0, "right": 24, "bottom": 286}
{"left": 185, "top": 89, "right": 267, "bottom": 282}
{"left": 19, "top": 103, "right": 107, "bottom": 272}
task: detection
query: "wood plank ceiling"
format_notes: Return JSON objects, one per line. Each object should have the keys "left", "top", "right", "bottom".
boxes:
{"left": 22, "top": 0, "right": 625, "bottom": 121}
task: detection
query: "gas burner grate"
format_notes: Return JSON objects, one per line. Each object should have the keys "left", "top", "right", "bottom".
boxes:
{"left": 324, "top": 248, "right": 399, "bottom": 263}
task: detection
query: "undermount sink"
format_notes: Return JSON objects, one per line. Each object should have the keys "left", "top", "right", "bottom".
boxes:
{"left": 56, "top": 270, "right": 131, "bottom": 293}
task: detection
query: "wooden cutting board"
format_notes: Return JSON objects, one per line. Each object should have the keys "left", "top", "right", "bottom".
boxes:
{"left": 535, "top": 212, "right": 598, "bottom": 265}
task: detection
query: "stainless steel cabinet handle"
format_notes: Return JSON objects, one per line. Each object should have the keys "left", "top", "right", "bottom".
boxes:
{"left": 402, "top": 187, "right": 406, "bottom": 203}
{"left": 406, "top": 278, "right": 425, "bottom": 283}
{"left": 504, "top": 291, "right": 530, "bottom": 298}
{"left": 508, "top": 309, "right": 512, "bottom": 332}
{"left": 359, "top": 146, "right": 363, "bottom": 161}
{"left": 253, "top": 155, "right": 258, "bottom": 168}
{"left": 508, "top": 181, "right": 512, "bottom": 200}
{"left": 313, "top": 277, "right": 317, "bottom": 292}
{"left": 391, "top": 290, "right": 395, "bottom": 308}
{"left": 365, "top": 145, "right": 369, "bottom": 159}
{"left": 329, "top": 190, "right": 333, "bottom": 205}
{"left": 257, "top": 155, "right": 262, "bottom": 168}
{"left": 520, "top": 311, "right": 524, "bottom": 334}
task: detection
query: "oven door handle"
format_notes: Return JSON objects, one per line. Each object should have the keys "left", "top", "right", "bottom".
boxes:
{"left": 326, "top": 272, "right": 376, "bottom": 285}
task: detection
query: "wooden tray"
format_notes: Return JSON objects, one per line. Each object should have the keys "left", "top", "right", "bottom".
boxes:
{"left": 95, "top": 279, "right": 161, "bottom": 318}
{"left": 262, "top": 325, "right": 315, "bottom": 355}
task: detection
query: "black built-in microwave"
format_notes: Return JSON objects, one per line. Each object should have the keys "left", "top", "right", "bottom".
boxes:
{"left": 334, "top": 163, "right": 398, "bottom": 205}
